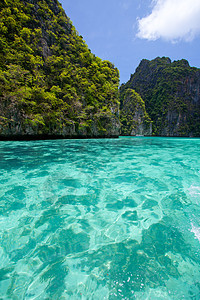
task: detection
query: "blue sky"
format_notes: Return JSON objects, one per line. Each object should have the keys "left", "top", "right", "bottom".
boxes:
{"left": 59, "top": 0, "right": 200, "bottom": 84}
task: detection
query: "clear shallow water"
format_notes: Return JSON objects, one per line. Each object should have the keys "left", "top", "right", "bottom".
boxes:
{"left": 0, "top": 137, "right": 200, "bottom": 299}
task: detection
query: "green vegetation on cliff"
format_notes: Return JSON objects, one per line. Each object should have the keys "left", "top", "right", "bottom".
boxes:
{"left": 120, "top": 88, "right": 152, "bottom": 136}
{"left": 122, "top": 57, "right": 200, "bottom": 137}
{"left": 0, "top": 0, "right": 120, "bottom": 138}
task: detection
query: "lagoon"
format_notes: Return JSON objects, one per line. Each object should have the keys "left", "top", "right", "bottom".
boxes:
{"left": 0, "top": 137, "right": 200, "bottom": 299}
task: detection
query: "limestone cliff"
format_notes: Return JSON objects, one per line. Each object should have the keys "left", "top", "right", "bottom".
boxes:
{"left": 120, "top": 88, "right": 152, "bottom": 136}
{"left": 0, "top": 0, "right": 120, "bottom": 139}
{"left": 122, "top": 57, "right": 200, "bottom": 137}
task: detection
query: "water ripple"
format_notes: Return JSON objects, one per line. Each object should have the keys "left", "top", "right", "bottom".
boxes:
{"left": 0, "top": 137, "right": 200, "bottom": 299}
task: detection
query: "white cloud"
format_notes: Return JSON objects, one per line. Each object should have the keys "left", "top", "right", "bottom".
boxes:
{"left": 137, "top": 0, "right": 200, "bottom": 42}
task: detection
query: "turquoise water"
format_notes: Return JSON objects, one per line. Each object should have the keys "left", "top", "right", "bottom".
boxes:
{"left": 0, "top": 137, "right": 200, "bottom": 299}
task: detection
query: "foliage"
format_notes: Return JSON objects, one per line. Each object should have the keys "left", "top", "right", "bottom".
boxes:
{"left": 120, "top": 88, "right": 152, "bottom": 135}
{"left": 121, "top": 57, "right": 200, "bottom": 136}
{"left": 0, "top": 0, "right": 119, "bottom": 137}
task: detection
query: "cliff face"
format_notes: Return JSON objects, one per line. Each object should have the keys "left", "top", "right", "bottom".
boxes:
{"left": 120, "top": 88, "right": 152, "bottom": 136}
{"left": 0, "top": 0, "right": 120, "bottom": 139}
{"left": 122, "top": 57, "right": 200, "bottom": 137}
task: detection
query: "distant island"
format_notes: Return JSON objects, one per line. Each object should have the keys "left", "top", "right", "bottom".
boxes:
{"left": 1, "top": 1, "right": 200, "bottom": 139}
{"left": 120, "top": 57, "right": 200, "bottom": 137}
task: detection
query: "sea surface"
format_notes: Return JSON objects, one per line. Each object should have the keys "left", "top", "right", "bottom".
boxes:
{"left": 0, "top": 137, "right": 200, "bottom": 299}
